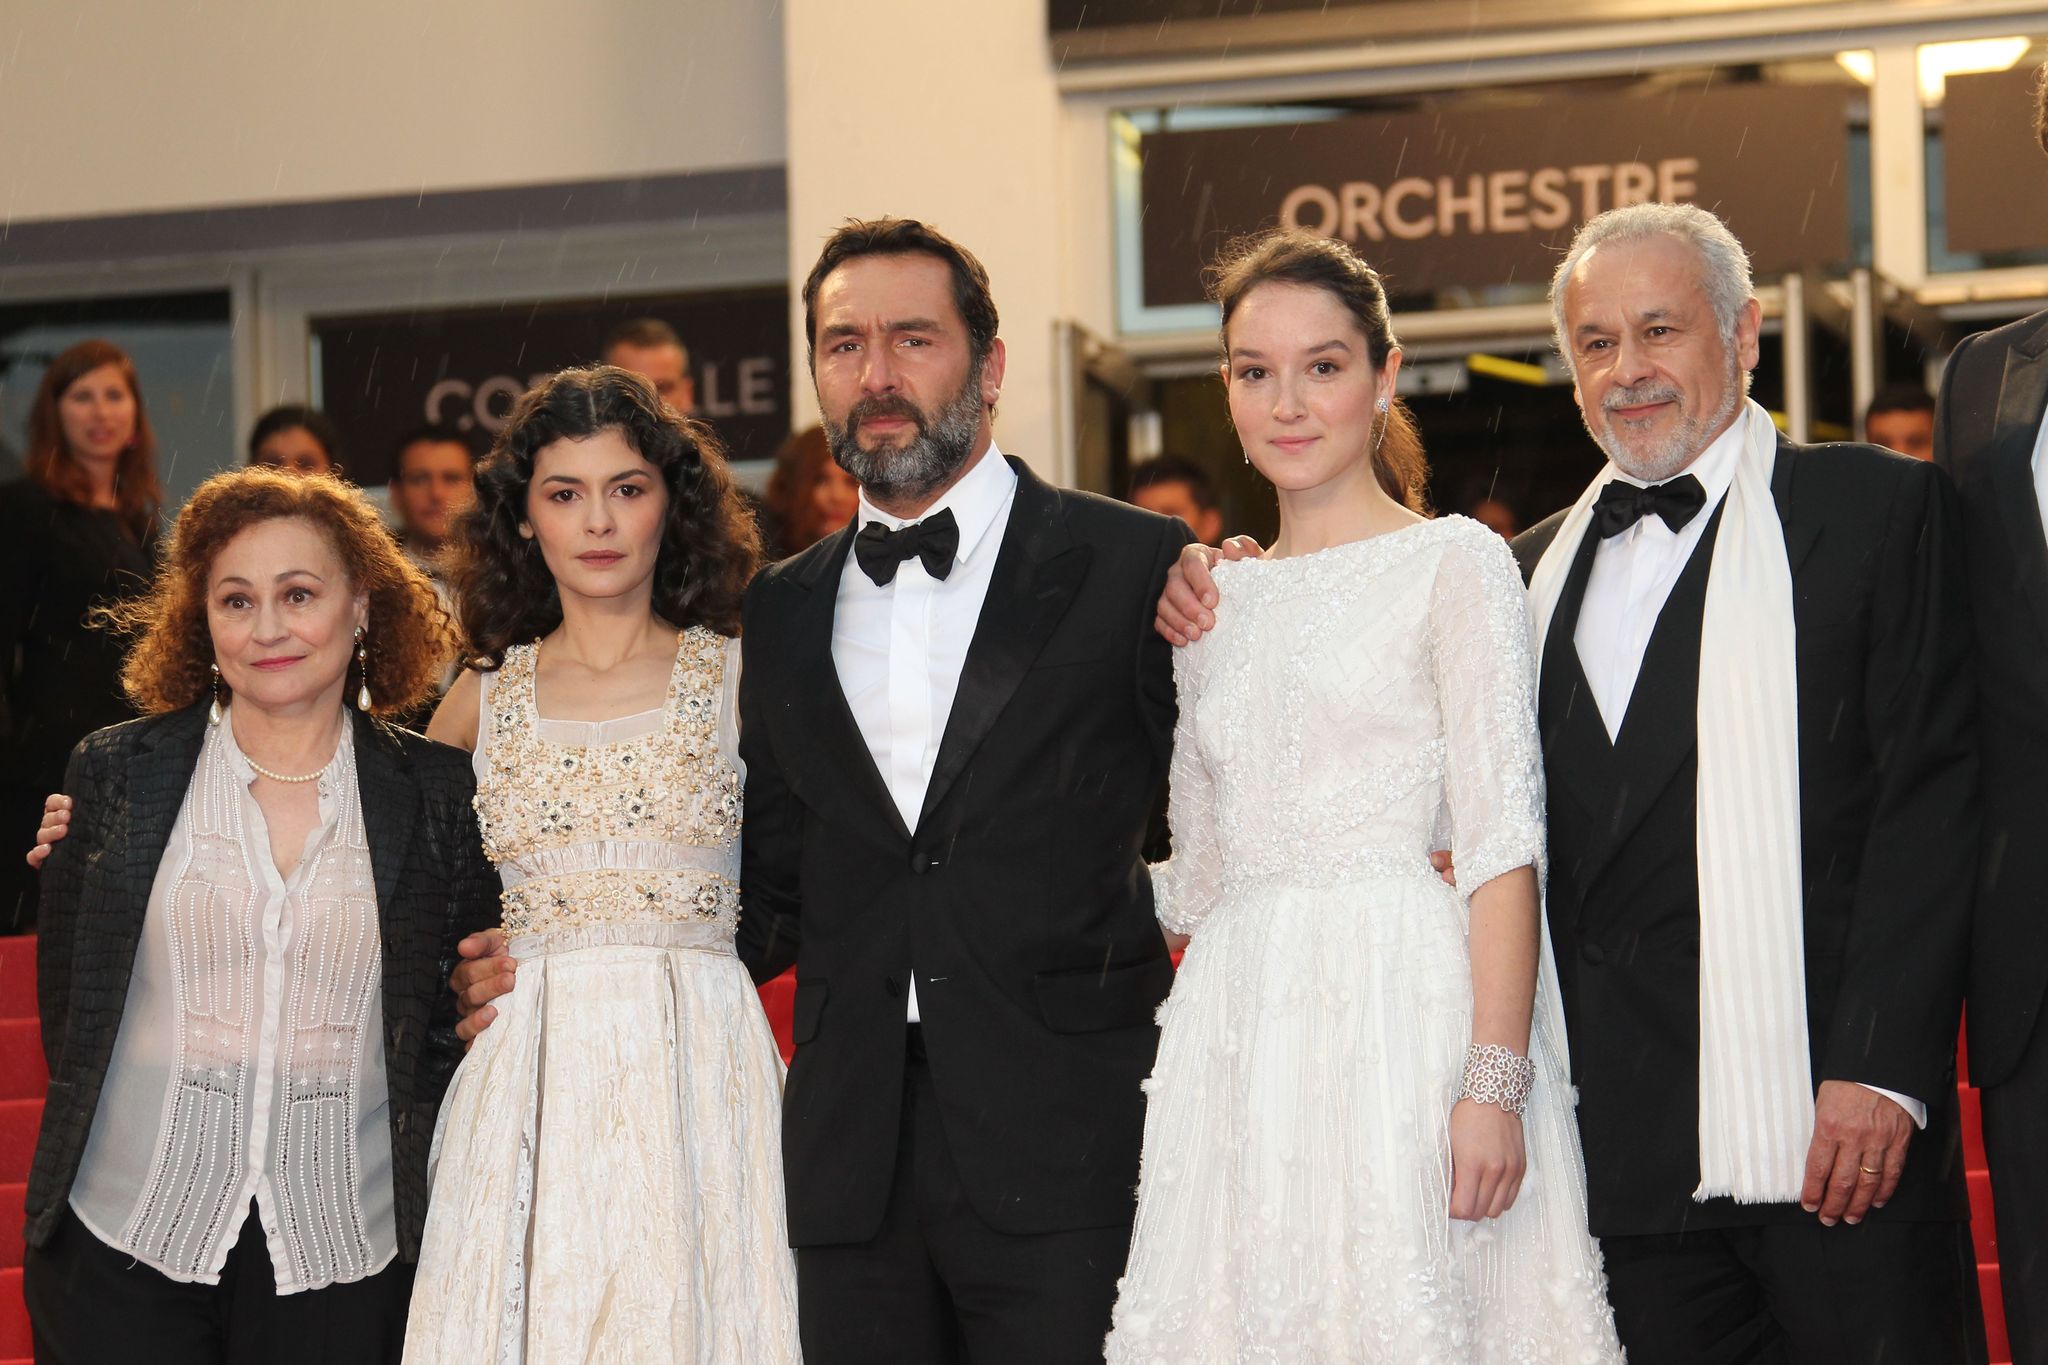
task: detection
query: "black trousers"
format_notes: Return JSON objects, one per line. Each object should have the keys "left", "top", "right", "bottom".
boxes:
{"left": 795, "top": 1027, "right": 1134, "bottom": 1365}
{"left": 1984, "top": 1017, "right": 2048, "bottom": 1365}
{"left": 1601, "top": 1217, "right": 1979, "bottom": 1365}
{"left": 24, "top": 1203, "right": 415, "bottom": 1365}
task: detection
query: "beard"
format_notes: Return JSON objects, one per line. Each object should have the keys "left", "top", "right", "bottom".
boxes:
{"left": 823, "top": 361, "right": 986, "bottom": 506}
{"left": 1584, "top": 365, "right": 1744, "bottom": 483}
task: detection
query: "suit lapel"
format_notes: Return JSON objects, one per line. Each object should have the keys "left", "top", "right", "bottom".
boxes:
{"left": 1770, "top": 438, "right": 1821, "bottom": 577}
{"left": 1538, "top": 521, "right": 1612, "bottom": 829}
{"left": 918, "top": 460, "right": 1091, "bottom": 828}
{"left": 1591, "top": 503, "right": 1724, "bottom": 877}
{"left": 351, "top": 710, "right": 417, "bottom": 929}
{"left": 789, "top": 523, "right": 913, "bottom": 846}
{"left": 125, "top": 706, "right": 210, "bottom": 941}
{"left": 1992, "top": 339, "right": 2048, "bottom": 638}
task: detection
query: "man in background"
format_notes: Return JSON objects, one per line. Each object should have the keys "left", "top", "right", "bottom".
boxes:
{"left": 1866, "top": 382, "right": 1936, "bottom": 461}
{"left": 388, "top": 422, "right": 478, "bottom": 572}
{"left": 1126, "top": 453, "right": 1223, "bottom": 544}
{"left": 603, "top": 317, "right": 695, "bottom": 415}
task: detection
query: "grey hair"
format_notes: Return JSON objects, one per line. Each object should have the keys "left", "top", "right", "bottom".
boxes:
{"left": 1550, "top": 202, "right": 1755, "bottom": 362}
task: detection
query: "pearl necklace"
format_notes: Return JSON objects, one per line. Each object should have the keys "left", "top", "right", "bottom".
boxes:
{"left": 244, "top": 753, "right": 336, "bottom": 784}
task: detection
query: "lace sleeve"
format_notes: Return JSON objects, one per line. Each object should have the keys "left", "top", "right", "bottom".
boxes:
{"left": 1429, "top": 525, "right": 1545, "bottom": 903}
{"left": 1151, "top": 645, "right": 1226, "bottom": 935}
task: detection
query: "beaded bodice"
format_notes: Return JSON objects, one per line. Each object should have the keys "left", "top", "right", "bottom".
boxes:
{"left": 1152, "top": 517, "right": 1544, "bottom": 933}
{"left": 473, "top": 628, "right": 743, "bottom": 939}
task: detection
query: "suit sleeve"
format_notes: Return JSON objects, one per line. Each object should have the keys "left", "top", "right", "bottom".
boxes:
{"left": 35, "top": 737, "right": 104, "bottom": 1076}
{"left": 1137, "top": 517, "right": 1194, "bottom": 766}
{"left": 735, "top": 582, "right": 802, "bottom": 986}
{"left": 1820, "top": 460, "right": 1978, "bottom": 1104}
{"left": 427, "top": 781, "right": 503, "bottom": 1067}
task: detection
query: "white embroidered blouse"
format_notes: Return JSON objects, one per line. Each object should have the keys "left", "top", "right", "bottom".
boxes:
{"left": 68, "top": 710, "right": 395, "bottom": 1292}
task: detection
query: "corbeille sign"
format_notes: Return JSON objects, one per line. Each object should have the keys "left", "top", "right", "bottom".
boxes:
{"left": 1137, "top": 83, "right": 1853, "bottom": 307}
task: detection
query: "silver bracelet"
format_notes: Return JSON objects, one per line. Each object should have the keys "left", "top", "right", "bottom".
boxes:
{"left": 1459, "top": 1043, "right": 1534, "bottom": 1116}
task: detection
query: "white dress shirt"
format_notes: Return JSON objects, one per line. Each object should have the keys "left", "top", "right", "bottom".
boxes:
{"left": 833, "top": 443, "right": 1018, "bottom": 1022}
{"left": 1572, "top": 421, "right": 1925, "bottom": 1129}
{"left": 71, "top": 713, "right": 395, "bottom": 1290}
{"left": 2031, "top": 403, "right": 2048, "bottom": 547}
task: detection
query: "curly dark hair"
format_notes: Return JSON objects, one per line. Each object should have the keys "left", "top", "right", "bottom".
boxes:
{"left": 103, "top": 466, "right": 459, "bottom": 716}
{"left": 449, "top": 365, "right": 760, "bottom": 667}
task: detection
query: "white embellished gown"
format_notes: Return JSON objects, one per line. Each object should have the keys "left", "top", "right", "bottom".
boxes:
{"left": 1106, "top": 518, "right": 1621, "bottom": 1364}
{"left": 403, "top": 629, "right": 800, "bottom": 1364}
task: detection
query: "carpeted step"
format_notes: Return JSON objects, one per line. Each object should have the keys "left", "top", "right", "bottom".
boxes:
{"left": 0, "top": 1184, "right": 21, "bottom": 1271}
{"left": 0, "top": 1025, "right": 42, "bottom": 1105}
{"left": 758, "top": 969, "right": 796, "bottom": 1064}
{"left": 0, "top": 941, "right": 30, "bottom": 1025}
{"left": 1970, "top": 1169, "right": 2001, "bottom": 1263}
{"left": 0, "top": 1103, "right": 38, "bottom": 1188}
{"left": 0, "top": 1267, "right": 26, "bottom": 1358}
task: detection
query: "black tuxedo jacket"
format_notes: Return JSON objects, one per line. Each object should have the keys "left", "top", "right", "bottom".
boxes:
{"left": 1513, "top": 439, "right": 1977, "bottom": 1236}
{"left": 27, "top": 705, "right": 501, "bottom": 1260}
{"left": 736, "top": 458, "right": 1189, "bottom": 1246}
{"left": 1935, "top": 313, "right": 2048, "bottom": 1090}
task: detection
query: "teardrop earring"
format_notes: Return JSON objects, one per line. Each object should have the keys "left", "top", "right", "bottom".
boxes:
{"left": 354, "top": 626, "right": 372, "bottom": 712}
{"left": 208, "top": 663, "right": 224, "bottom": 725}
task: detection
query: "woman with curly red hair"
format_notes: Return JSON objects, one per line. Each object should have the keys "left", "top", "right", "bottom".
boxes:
{"left": 0, "top": 339, "right": 163, "bottom": 930}
{"left": 401, "top": 366, "right": 800, "bottom": 1362}
{"left": 22, "top": 467, "right": 499, "bottom": 1364}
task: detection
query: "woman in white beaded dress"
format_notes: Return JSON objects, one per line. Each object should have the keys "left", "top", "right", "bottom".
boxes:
{"left": 400, "top": 367, "right": 800, "bottom": 1363}
{"left": 1104, "top": 233, "right": 1621, "bottom": 1363}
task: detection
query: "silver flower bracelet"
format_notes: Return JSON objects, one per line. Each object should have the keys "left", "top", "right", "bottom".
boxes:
{"left": 1459, "top": 1043, "right": 1535, "bottom": 1116}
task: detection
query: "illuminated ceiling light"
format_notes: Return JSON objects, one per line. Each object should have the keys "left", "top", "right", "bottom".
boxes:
{"left": 1917, "top": 36, "right": 2032, "bottom": 103}
{"left": 1834, "top": 50, "right": 1876, "bottom": 87}
{"left": 1834, "top": 39, "right": 2031, "bottom": 102}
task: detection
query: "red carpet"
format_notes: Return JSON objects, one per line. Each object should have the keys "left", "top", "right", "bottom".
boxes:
{"left": 0, "top": 944, "right": 2008, "bottom": 1362}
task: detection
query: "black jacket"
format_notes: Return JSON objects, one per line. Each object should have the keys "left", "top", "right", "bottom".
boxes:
{"left": 737, "top": 458, "right": 1188, "bottom": 1246}
{"left": 1513, "top": 439, "right": 1977, "bottom": 1235}
{"left": 26, "top": 704, "right": 501, "bottom": 1260}
{"left": 1935, "top": 313, "right": 2048, "bottom": 1091}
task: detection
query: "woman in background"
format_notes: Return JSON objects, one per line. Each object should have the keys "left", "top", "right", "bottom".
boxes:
{"left": 762, "top": 422, "right": 858, "bottom": 557}
{"left": 0, "top": 339, "right": 162, "bottom": 930}
{"left": 249, "top": 404, "right": 344, "bottom": 478}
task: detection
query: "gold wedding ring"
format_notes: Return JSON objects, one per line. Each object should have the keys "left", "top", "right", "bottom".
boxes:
{"left": 1858, "top": 1165, "right": 1882, "bottom": 1175}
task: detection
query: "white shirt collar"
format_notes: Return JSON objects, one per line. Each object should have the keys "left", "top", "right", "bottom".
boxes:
{"left": 854, "top": 440, "right": 1016, "bottom": 568}
{"left": 1605, "top": 403, "right": 1752, "bottom": 510}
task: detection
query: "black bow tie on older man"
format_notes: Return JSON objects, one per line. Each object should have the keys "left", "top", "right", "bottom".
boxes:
{"left": 1591, "top": 473, "right": 1707, "bottom": 539}
{"left": 854, "top": 508, "right": 960, "bottom": 586}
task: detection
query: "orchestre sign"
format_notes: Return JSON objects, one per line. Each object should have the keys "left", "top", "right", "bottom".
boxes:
{"left": 312, "top": 287, "right": 790, "bottom": 483}
{"left": 1136, "top": 83, "right": 1853, "bottom": 307}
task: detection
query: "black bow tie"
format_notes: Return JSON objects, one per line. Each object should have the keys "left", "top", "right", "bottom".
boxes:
{"left": 854, "top": 508, "right": 960, "bottom": 587}
{"left": 1591, "top": 474, "right": 1707, "bottom": 539}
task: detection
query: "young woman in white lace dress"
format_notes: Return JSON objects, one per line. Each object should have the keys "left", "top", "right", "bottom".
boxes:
{"left": 400, "top": 368, "right": 800, "bottom": 1363}
{"left": 1105, "top": 233, "right": 1621, "bottom": 1363}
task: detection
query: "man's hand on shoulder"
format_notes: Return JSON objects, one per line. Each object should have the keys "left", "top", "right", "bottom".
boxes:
{"left": 1155, "top": 536, "right": 1262, "bottom": 646}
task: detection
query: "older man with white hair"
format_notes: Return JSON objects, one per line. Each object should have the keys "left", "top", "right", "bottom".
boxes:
{"left": 1157, "top": 202, "right": 1980, "bottom": 1362}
